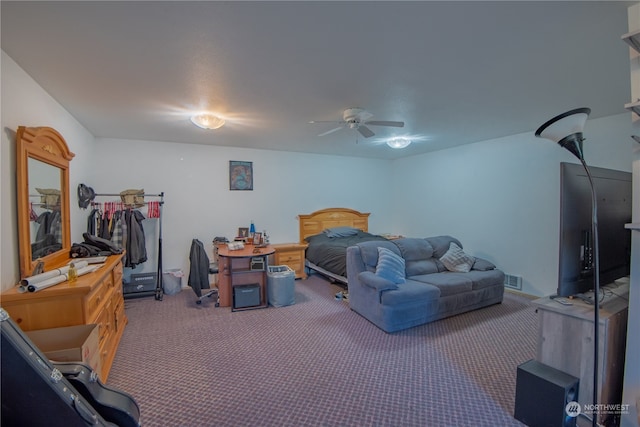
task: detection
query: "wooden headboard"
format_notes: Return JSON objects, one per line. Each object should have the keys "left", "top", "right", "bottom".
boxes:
{"left": 298, "top": 208, "right": 370, "bottom": 243}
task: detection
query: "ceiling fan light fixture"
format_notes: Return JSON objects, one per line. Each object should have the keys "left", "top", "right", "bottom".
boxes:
{"left": 387, "top": 137, "right": 411, "bottom": 149}
{"left": 190, "top": 113, "right": 225, "bottom": 130}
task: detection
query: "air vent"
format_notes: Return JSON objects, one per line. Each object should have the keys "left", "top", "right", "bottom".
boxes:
{"left": 504, "top": 274, "right": 522, "bottom": 290}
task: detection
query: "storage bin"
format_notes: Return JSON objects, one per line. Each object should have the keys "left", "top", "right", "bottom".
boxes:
{"left": 233, "top": 284, "right": 261, "bottom": 309}
{"left": 162, "top": 269, "right": 183, "bottom": 295}
{"left": 267, "top": 265, "right": 295, "bottom": 307}
{"left": 124, "top": 272, "right": 157, "bottom": 294}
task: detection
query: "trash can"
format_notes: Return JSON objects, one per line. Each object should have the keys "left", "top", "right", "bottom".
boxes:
{"left": 267, "top": 265, "right": 295, "bottom": 307}
{"left": 162, "top": 269, "right": 183, "bottom": 296}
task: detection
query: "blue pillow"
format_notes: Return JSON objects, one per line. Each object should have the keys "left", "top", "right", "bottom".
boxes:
{"left": 323, "top": 226, "right": 359, "bottom": 238}
{"left": 376, "top": 247, "right": 406, "bottom": 284}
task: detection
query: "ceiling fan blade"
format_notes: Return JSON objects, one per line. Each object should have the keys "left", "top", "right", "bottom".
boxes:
{"left": 358, "top": 125, "right": 375, "bottom": 138}
{"left": 364, "top": 120, "right": 405, "bottom": 128}
{"left": 309, "top": 120, "right": 344, "bottom": 124}
{"left": 318, "top": 126, "right": 344, "bottom": 137}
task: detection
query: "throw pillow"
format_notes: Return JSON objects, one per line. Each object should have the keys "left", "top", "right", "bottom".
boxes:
{"left": 323, "top": 226, "right": 360, "bottom": 238}
{"left": 440, "top": 242, "right": 475, "bottom": 273}
{"left": 376, "top": 247, "right": 406, "bottom": 284}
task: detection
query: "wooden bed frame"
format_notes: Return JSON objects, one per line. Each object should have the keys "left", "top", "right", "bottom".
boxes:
{"left": 298, "top": 207, "right": 370, "bottom": 243}
{"left": 298, "top": 208, "right": 371, "bottom": 284}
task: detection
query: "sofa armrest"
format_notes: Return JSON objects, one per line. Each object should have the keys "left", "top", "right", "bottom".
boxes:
{"left": 357, "top": 271, "right": 399, "bottom": 292}
{"left": 472, "top": 257, "right": 496, "bottom": 271}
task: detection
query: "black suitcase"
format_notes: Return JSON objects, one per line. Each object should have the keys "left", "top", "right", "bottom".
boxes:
{"left": 0, "top": 308, "right": 116, "bottom": 427}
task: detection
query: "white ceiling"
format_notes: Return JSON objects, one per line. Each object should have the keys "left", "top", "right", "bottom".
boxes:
{"left": 1, "top": 1, "right": 635, "bottom": 159}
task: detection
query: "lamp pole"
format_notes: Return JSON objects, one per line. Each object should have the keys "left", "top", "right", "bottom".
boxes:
{"left": 535, "top": 108, "right": 600, "bottom": 426}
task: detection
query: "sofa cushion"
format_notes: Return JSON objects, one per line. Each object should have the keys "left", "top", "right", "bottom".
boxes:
{"left": 392, "top": 238, "right": 440, "bottom": 276}
{"left": 440, "top": 242, "right": 475, "bottom": 273}
{"left": 454, "top": 269, "right": 505, "bottom": 290}
{"left": 379, "top": 280, "right": 440, "bottom": 306}
{"left": 425, "top": 235, "right": 463, "bottom": 258}
{"left": 357, "top": 271, "right": 399, "bottom": 291}
{"left": 376, "top": 247, "right": 406, "bottom": 284}
{"left": 472, "top": 257, "right": 496, "bottom": 271}
{"left": 357, "top": 241, "right": 401, "bottom": 268}
{"left": 409, "top": 272, "right": 473, "bottom": 297}
{"left": 392, "top": 238, "right": 434, "bottom": 261}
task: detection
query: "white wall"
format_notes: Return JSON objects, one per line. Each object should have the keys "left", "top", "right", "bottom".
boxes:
{"left": 621, "top": 3, "right": 640, "bottom": 425}
{"left": 1, "top": 50, "right": 96, "bottom": 291}
{"left": 391, "top": 113, "right": 633, "bottom": 296}
{"left": 88, "top": 138, "right": 393, "bottom": 282}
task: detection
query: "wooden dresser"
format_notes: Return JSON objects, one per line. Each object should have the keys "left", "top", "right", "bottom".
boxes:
{"left": 1, "top": 254, "right": 127, "bottom": 381}
{"left": 270, "top": 243, "right": 308, "bottom": 279}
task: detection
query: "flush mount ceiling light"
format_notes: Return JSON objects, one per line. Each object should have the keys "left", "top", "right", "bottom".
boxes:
{"left": 190, "top": 113, "right": 225, "bottom": 130}
{"left": 386, "top": 137, "right": 411, "bottom": 149}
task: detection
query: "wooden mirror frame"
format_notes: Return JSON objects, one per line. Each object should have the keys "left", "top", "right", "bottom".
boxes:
{"left": 16, "top": 126, "right": 75, "bottom": 278}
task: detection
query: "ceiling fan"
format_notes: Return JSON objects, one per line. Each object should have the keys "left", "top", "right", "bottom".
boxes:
{"left": 309, "top": 107, "right": 404, "bottom": 138}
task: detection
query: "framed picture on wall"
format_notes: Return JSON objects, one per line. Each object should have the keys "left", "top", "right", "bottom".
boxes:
{"left": 229, "top": 161, "right": 253, "bottom": 191}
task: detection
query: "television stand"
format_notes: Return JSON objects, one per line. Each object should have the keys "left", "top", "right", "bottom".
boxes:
{"left": 573, "top": 293, "right": 595, "bottom": 305}
{"left": 532, "top": 282, "right": 629, "bottom": 426}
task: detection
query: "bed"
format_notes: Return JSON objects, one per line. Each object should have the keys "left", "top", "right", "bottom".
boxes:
{"left": 298, "top": 208, "right": 388, "bottom": 284}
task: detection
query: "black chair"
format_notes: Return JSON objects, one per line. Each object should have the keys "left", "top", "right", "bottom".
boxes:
{"left": 196, "top": 262, "right": 219, "bottom": 306}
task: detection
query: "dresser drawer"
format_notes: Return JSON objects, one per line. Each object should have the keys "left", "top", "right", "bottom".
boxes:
{"left": 86, "top": 275, "right": 113, "bottom": 321}
{"left": 94, "top": 301, "right": 113, "bottom": 351}
{"left": 113, "top": 298, "right": 126, "bottom": 336}
{"left": 277, "top": 251, "right": 302, "bottom": 264}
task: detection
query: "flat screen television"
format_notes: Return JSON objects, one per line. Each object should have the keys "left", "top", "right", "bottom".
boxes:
{"left": 558, "top": 162, "right": 632, "bottom": 298}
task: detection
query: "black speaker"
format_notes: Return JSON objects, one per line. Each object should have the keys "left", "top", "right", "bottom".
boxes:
{"left": 514, "top": 359, "right": 579, "bottom": 427}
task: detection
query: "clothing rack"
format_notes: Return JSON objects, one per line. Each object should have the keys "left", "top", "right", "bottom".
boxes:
{"left": 88, "top": 191, "right": 165, "bottom": 301}
{"left": 91, "top": 192, "right": 164, "bottom": 205}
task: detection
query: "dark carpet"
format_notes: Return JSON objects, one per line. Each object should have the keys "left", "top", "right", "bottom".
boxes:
{"left": 107, "top": 274, "right": 534, "bottom": 426}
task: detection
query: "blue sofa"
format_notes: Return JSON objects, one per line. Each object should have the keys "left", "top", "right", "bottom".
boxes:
{"left": 346, "top": 236, "right": 505, "bottom": 333}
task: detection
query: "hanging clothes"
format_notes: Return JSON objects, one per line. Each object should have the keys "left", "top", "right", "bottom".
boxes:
{"left": 34, "top": 211, "right": 52, "bottom": 241}
{"left": 124, "top": 209, "right": 147, "bottom": 268}
{"left": 87, "top": 208, "right": 100, "bottom": 235}
{"left": 98, "top": 210, "right": 111, "bottom": 240}
{"left": 147, "top": 201, "right": 160, "bottom": 219}
{"left": 188, "top": 239, "right": 210, "bottom": 298}
{"left": 110, "top": 210, "right": 124, "bottom": 250}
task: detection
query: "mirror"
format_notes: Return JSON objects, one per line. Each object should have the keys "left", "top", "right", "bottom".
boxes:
{"left": 16, "top": 126, "right": 74, "bottom": 278}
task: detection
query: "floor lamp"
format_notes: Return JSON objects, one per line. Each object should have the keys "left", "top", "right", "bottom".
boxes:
{"left": 535, "top": 107, "right": 600, "bottom": 427}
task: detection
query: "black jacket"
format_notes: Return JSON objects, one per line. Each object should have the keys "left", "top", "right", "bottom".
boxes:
{"left": 124, "top": 209, "right": 147, "bottom": 268}
{"left": 188, "top": 239, "right": 210, "bottom": 297}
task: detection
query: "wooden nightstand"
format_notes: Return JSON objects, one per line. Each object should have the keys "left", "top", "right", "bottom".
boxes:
{"left": 270, "top": 243, "right": 308, "bottom": 279}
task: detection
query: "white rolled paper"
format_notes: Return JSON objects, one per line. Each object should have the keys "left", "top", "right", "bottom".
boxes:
{"left": 19, "top": 260, "right": 89, "bottom": 287}
{"left": 25, "top": 275, "right": 67, "bottom": 292}
{"left": 25, "top": 264, "right": 101, "bottom": 292}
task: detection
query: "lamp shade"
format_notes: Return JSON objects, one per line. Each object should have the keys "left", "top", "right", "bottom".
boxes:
{"left": 535, "top": 107, "right": 590, "bottom": 159}
{"left": 190, "top": 113, "right": 225, "bottom": 130}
